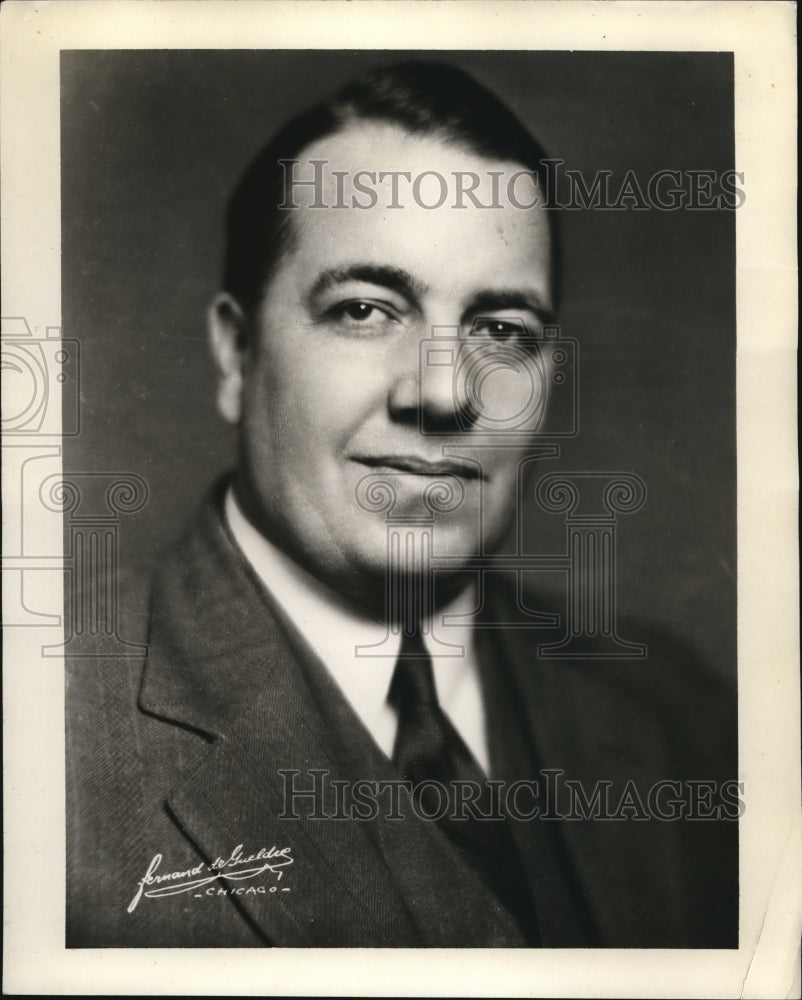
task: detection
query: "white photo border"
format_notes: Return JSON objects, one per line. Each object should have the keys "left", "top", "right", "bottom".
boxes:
{"left": 2, "top": 1, "right": 799, "bottom": 996}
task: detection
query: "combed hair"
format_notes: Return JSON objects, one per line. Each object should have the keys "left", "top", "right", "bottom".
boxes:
{"left": 223, "top": 61, "right": 560, "bottom": 315}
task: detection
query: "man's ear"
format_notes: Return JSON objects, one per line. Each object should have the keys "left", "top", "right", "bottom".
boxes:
{"left": 208, "top": 293, "right": 249, "bottom": 425}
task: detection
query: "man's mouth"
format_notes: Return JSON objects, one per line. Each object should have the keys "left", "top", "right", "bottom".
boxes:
{"left": 353, "top": 454, "right": 483, "bottom": 480}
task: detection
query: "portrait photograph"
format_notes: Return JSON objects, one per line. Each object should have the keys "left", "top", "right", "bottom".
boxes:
{"left": 59, "top": 46, "right": 740, "bottom": 951}
{"left": 1, "top": 2, "right": 798, "bottom": 996}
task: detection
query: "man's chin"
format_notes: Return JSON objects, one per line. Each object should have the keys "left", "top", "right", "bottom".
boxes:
{"left": 344, "top": 530, "right": 482, "bottom": 574}
{"left": 332, "top": 555, "right": 475, "bottom": 623}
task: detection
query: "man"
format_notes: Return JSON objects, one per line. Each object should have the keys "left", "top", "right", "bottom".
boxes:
{"left": 66, "top": 61, "right": 737, "bottom": 948}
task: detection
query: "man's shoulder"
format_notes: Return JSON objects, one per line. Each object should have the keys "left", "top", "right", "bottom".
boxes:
{"left": 483, "top": 572, "right": 736, "bottom": 774}
{"left": 487, "top": 571, "right": 733, "bottom": 694}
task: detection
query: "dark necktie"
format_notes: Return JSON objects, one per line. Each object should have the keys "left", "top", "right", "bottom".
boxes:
{"left": 388, "top": 630, "right": 541, "bottom": 944}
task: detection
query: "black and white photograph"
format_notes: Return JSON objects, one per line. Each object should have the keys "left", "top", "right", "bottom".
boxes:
{"left": 2, "top": 2, "right": 799, "bottom": 995}
{"left": 60, "top": 47, "right": 742, "bottom": 950}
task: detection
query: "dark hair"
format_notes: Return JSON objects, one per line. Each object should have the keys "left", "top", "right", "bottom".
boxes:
{"left": 223, "top": 61, "right": 560, "bottom": 315}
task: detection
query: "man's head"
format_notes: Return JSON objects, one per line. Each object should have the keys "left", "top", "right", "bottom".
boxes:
{"left": 209, "top": 61, "right": 558, "bottom": 611}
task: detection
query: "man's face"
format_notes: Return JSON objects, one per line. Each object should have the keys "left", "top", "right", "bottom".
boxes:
{"left": 218, "top": 122, "right": 553, "bottom": 601}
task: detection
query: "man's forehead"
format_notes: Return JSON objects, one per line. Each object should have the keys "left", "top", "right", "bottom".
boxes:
{"left": 302, "top": 120, "right": 488, "bottom": 168}
{"left": 290, "top": 121, "right": 551, "bottom": 212}
{"left": 265, "top": 120, "right": 554, "bottom": 313}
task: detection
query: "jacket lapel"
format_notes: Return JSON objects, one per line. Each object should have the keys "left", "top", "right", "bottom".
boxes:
{"left": 164, "top": 677, "right": 420, "bottom": 946}
{"left": 138, "top": 487, "right": 528, "bottom": 946}
{"left": 478, "top": 590, "right": 688, "bottom": 946}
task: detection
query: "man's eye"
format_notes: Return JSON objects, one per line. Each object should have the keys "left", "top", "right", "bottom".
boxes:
{"left": 472, "top": 318, "right": 528, "bottom": 341}
{"left": 332, "top": 301, "right": 387, "bottom": 323}
{"left": 323, "top": 299, "right": 402, "bottom": 335}
{"left": 343, "top": 302, "right": 376, "bottom": 321}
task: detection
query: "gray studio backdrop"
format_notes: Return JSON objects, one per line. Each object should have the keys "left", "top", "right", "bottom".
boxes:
{"left": 60, "top": 50, "right": 736, "bottom": 682}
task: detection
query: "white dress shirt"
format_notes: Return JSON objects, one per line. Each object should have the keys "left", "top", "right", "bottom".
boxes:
{"left": 224, "top": 488, "right": 489, "bottom": 773}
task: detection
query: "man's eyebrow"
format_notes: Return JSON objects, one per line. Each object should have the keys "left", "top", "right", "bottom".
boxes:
{"left": 308, "top": 264, "right": 428, "bottom": 303}
{"left": 463, "top": 289, "right": 555, "bottom": 325}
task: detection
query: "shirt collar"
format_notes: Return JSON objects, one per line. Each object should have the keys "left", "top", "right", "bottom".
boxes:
{"left": 223, "top": 487, "right": 476, "bottom": 734}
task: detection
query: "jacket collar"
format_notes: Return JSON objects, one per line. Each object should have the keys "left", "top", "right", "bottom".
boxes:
{"left": 137, "top": 482, "right": 529, "bottom": 947}
{"left": 138, "top": 480, "right": 293, "bottom": 739}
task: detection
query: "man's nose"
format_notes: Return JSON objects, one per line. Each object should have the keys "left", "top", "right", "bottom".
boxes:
{"left": 387, "top": 325, "right": 471, "bottom": 432}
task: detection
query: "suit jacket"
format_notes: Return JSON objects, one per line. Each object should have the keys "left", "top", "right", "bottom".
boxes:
{"left": 66, "top": 484, "right": 738, "bottom": 948}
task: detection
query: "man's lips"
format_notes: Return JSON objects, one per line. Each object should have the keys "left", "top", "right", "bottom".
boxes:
{"left": 353, "top": 454, "right": 483, "bottom": 480}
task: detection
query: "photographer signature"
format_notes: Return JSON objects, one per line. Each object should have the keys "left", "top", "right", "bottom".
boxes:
{"left": 127, "top": 843, "right": 293, "bottom": 913}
